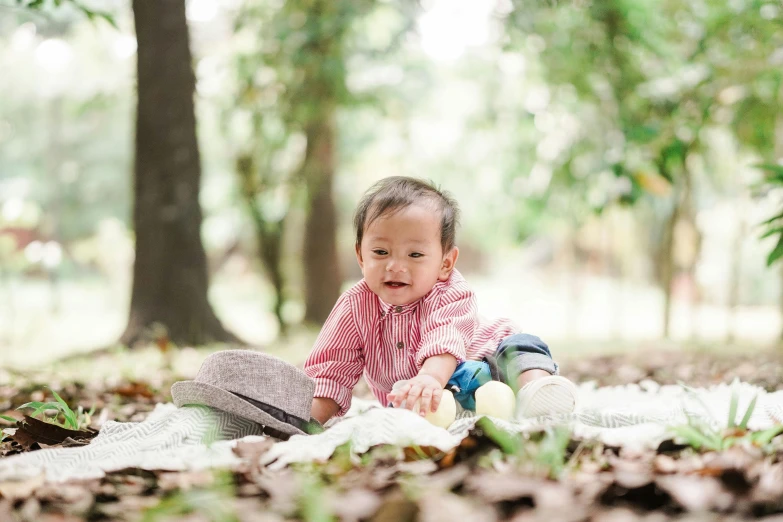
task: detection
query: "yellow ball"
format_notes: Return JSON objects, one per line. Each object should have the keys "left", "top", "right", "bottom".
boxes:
{"left": 475, "top": 381, "right": 516, "bottom": 420}
{"left": 413, "top": 388, "right": 457, "bottom": 429}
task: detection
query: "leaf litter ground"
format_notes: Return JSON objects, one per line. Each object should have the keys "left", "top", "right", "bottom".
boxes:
{"left": 2, "top": 346, "right": 783, "bottom": 521}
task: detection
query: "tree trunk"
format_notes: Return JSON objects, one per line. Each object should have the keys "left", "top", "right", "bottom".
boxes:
{"left": 727, "top": 209, "right": 745, "bottom": 344}
{"left": 236, "top": 155, "right": 288, "bottom": 336}
{"left": 660, "top": 206, "right": 677, "bottom": 339}
{"left": 121, "top": 0, "right": 239, "bottom": 347}
{"left": 302, "top": 114, "right": 341, "bottom": 325}
{"left": 777, "top": 84, "right": 783, "bottom": 346}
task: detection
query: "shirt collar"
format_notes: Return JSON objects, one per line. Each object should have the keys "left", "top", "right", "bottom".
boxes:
{"left": 377, "top": 295, "right": 420, "bottom": 318}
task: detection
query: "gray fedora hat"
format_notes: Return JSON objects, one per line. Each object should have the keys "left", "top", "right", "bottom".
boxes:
{"left": 171, "top": 350, "right": 320, "bottom": 438}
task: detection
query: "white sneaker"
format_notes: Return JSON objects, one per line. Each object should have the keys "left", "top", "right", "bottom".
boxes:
{"left": 516, "top": 375, "right": 578, "bottom": 419}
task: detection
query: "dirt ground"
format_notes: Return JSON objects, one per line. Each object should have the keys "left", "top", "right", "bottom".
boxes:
{"left": 2, "top": 346, "right": 783, "bottom": 521}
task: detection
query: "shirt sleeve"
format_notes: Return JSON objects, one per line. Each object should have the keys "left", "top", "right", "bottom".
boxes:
{"left": 304, "top": 292, "right": 364, "bottom": 417}
{"left": 415, "top": 281, "right": 477, "bottom": 369}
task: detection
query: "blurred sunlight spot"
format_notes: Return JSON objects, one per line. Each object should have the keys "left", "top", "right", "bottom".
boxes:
{"left": 410, "top": 118, "right": 464, "bottom": 159}
{"left": 11, "top": 23, "right": 36, "bottom": 52}
{"left": 718, "top": 86, "right": 745, "bottom": 105}
{"left": 761, "top": 4, "right": 779, "bottom": 19}
{"left": 2, "top": 199, "right": 24, "bottom": 222}
{"left": 203, "top": 214, "right": 240, "bottom": 251}
{"left": 536, "top": 135, "right": 562, "bottom": 162}
{"left": 526, "top": 34, "right": 547, "bottom": 54}
{"left": 35, "top": 39, "right": 72, "bottom": 73}
{"left": 526, "top": 163, "right": 553, "bottom": 196}
{"left": 534, "top": 112, "right": 555, "bottom": 133}
{"left": 418, "top": 0, "right": 493, "bottom": 62}
{"left": 24, "top": 240, "right": 43, "bottom": 264}
{"left": 347, "top": 64, "right": 404, "bottom": 92}
{"left": 498, "top": 52, "right": 526, "bottom": 76}
{"left": 196, "top": 56, "right": 225, "bottom": 98}
{"left": 112, "top": 35, "right": 137, "bottom": 60}
{"left": 42, "top": 241, "right": 63, "bottom": 269}
{"left": 524, "top": 85, "right": 550, "bottom": 114}
{"left": 186, "top": 0, "right": 219, "bottom": 22}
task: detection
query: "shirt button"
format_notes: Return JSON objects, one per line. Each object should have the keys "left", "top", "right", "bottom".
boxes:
{"left": 394, "top": 306, "right": 402, "bottom": 313}
{"left": 396, "top": 341, "right": 405, "bottom": 349}
{"left": 380, "top": 310, "right": 385, "bottom": 316}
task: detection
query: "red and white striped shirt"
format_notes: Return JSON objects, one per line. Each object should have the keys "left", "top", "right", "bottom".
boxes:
{"left": 304, "top": 269, "right": 519, "bottom": 416}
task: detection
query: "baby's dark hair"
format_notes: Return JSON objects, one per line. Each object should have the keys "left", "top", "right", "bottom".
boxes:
{"left": 353, "top": 176, "right": 460, "bottom": 252}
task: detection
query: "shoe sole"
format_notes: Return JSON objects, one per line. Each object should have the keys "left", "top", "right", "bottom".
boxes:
{"left": 516, "top": 375, "right": 578, "bottom": 419}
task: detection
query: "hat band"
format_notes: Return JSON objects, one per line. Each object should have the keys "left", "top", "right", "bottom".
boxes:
{"left": 230, "top": 391, "right": 309, "bottom": 432}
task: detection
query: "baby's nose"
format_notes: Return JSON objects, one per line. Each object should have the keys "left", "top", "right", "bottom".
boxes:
{"left": 386, "top": 259, "right": 408, "bottom": 272}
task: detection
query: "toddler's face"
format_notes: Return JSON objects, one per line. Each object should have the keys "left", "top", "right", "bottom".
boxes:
{"left": 356, "top": 203, "right": 458, "bottom": 305}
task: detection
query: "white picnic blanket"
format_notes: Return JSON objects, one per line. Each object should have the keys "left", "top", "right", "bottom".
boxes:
{"left": 1, "top": 380, "right": 781, "bottom": 483}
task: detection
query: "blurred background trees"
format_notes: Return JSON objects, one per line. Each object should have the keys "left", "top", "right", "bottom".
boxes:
{"left": 1, "top": 0, "right": 782, "bottom": 363}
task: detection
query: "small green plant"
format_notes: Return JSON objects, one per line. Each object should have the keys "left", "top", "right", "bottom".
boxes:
{"left": 17, "top": 387, "right": 95, "bottom": 431}
{"left": 669, "top": 384, "right": 783, "bottom": 451}
{"left": 475, "top": 417, "right": 572, "bottom": 479}
{"left": 142, "top": 471, "right": 238, "bottom": 522}
{"left": 0, "top": 415, "right": 16, "bottom": 423}
{"left": 299, "top": 472, "right": 335, "bottom": 522}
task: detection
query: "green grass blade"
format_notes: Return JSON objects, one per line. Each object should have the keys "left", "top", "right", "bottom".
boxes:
{"left": 476, "top": 417, "right": 521, "bottom": 454}
{"left": 669, "top": 425, "right": 719, "bottom": 451}
{"left": 17, "top": 401, "right": 46, "bottom": 411}
{"left": 728, "top": 388, "right": 739, "bottom": 428}
{"left": 49, "top": 388, "right": 78, "bottom": 429}
{"left": 738, "top": 395, "right": 758, "bottom": 430}
{"left": 751, "top": 425, "right": 783, "bottom": 446}
{"left": 0, "top": 415, "right": 16, "bottom": 423}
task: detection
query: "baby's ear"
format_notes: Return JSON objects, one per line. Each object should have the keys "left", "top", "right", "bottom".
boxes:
{"left": 355, "top": 243, "right": 364, "bottom": 270}
{"left": 438, "top": 247, "right": 459, "bottom": 281}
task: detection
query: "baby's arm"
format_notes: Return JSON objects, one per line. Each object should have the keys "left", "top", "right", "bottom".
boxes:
{"left": 311, "top": 398, "right": 340, "bottom": 424}
{"left": 392, "top": 282, "right": 478, "bottom": 414}
{"left": 304, "top": 293, "right": 364, "bottom": 425}
{"left": 419, "top": 353, "right": 459, "bottom": 388}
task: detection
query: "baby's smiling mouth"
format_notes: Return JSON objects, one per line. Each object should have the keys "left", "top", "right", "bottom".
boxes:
{"left": 384, "top": 281, "right": 409, "bottom": 288}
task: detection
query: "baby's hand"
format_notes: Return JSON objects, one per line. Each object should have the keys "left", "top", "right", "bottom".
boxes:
{"left": 387, "top": 374, "right": 443, "bottom": 417}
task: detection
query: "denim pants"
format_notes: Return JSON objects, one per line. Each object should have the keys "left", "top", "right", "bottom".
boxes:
{"left": 447, "top": 333, "right": 558, "bottom": 409}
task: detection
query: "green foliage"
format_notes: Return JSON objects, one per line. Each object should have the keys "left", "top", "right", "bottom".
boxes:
{"left": 756, "top": 164, "right": 783, "bottom": 266}
{"left": 670, "top": 384, "right": 783, "bottom": 452}
{"left": 0, "top": 414, "right": 16, "bottom": 423}
{"left": 142, "top": 471, "right": 238, "bottom": 522}
{"left": 15, "top": 0, "right": 117, "bottom": 27}
{"left": 476, "top": 418, "right": 572, "bottom": 479}
{"left": 506, "top": 0, "right": 782, "bottom": 219}
{"left": 299, "top": 472, "right": 335, "bottom": 522}
{"left": 17, "top": 386, "right": 94, "bottom": 430}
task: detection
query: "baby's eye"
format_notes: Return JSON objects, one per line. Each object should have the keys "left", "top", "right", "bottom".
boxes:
{"left": 372, "top": 249, "right": 388, "bottom": 256}
{"left": 409, "top": 252, "right": 424, "bottom": 258}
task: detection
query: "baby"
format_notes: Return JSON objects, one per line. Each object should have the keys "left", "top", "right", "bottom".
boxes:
{"left": 305, "top": 176, "right": 577, "bottom": 424}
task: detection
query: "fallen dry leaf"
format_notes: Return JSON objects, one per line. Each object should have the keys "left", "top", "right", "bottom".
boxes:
{"left": 110, "top": 381, "right": 155, "bottom": 399}
{"left": 395, "top": 459, "right": 439, "bottom": 476}
{"left": 233, "top": 437, "right": 275, "bottom": 473}
{"left": 0, "top": 474, "right": 45, "bottom": 500}
{"left": 652, "top": 454, "right": 678, "bottom": 474}
{"left": 426, "top": 463, "right": 471, "bottom": 491}
{"left": 255, "top": 469, "right": 301, "bottom": 515}
{"left": 370, "top": 490, "right": 418, "bottom": 522}
{"left": 157, "top": 470, "right": 216, "bottom": 492}
{"left": 329, "top": 488, "right": 382, "bottom": 522}
{"left": 655, "top": 475, "right": 735, "bottom": 511}
{"left": 418, "top": 490, "right": 497, "bottom": 522}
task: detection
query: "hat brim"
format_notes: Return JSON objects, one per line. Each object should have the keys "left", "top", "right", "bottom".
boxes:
{"left": 171, "top": 380, "right": 307, "bottom": 437}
